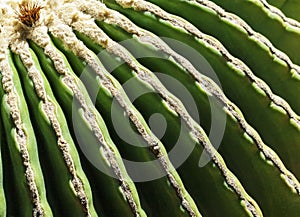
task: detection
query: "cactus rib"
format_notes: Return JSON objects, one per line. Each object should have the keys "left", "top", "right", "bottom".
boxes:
{"left": 76, "top": 31, "right": 258, "bottom": 216}
{"left": 0, "top": 44, "right": 52, "bottom": 216}
{"left": 266, "top": 0, "right": 300, "bottom": 22}
{"left": 27, "top": 27, "right": 147, "bottom": 216}
{"left": 257, "top": 0, "right": 300, "bottom": 27}
{"left": 0, "top": 93, "right": 6, "bottom": 217}
{"left": 92, "top": 14, "right": 300, "bottom": 217}
{"left": 48, "top": 19, "right": 201, "bottom": 217}
{"left": 110, "top": 0, "right": 300, "bottom": 120}
{"left": 104, "top": 0, "right": 300, "bottom": 180}
{"left": 147, "top": 0, "right": 300, "bottom": 114}
{"left": 10, "top": 37, "right": 99, "bottom": 216}
{"left": 209, "top": 0, "right": 300, "bottom": 65}
{"left": 64, "top": 8, "right": 265, "bottom": 216}
{"left": 79, "top": 2, "right": 300, "bottom": 195}
{"left": 94, "top": 16, "right": 300, "bottom": 194}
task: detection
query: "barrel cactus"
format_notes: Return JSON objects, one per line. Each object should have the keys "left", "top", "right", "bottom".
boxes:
{"left": 1, "top": 0, "right": 300, "bottom": 216}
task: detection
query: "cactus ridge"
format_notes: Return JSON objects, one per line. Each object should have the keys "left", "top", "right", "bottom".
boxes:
{"left": 68, "top": 13, "right": 262, "bottom": 217}
{"left": 12, "top": 39, "right": 98, "bottom": 216}
{"left": 256, "top": 0, "right": 300, "bottom": 28}
{"left": 90, "top": 7, "right": 300, "bottom": 216}
{"left": 90, "top": 0, "right": 300, "bottom": 196}
{"left": 209, "top": 0, "right": 300, "bottom": 65}
{"left": 0, "top": 89, "right": 7, "bottom": 217}
{"left": 1, "top": 0, "right": 300, "bottom": 216}
{"left": 150, "top": 0, "right": 300, "bottom": 115}
{"left": 29, "top": 35, "right": 145, "bottom": 216}
{"left": 49, "top": 19, "right": 202, "bottom": 217}
{"left": 0, "top": 49, "right": 53, "bottom": 216}
{"left": 108, "top": 0, "right": 300, "bottom": 120}
{"left": 266, "top": 0, "right": 300, "bottom": 22}
{"left": 104, "top": 0, "right": 300, "bottom": 181}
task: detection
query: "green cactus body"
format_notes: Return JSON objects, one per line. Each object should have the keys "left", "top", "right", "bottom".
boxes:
{"left": 1, "top": 0, "right": 300, "bottom": 216}
{"left": 266, "top": 0, "right": 300, "bottom": 22}
{"left": 145, "top": 0, "right": 300, "bottom": 115}
{"left": 209, "top": 0, "right": 300, "bottom": 64}
{"left": 102, "top": 0, "right": 300, "bottom": 181}
{"left": 0, "top": 90, "right": 6, "bottom": 217}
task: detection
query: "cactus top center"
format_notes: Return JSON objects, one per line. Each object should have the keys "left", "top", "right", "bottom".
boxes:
{"left": 16, "top": 1, "right": 43, "bottom": 27}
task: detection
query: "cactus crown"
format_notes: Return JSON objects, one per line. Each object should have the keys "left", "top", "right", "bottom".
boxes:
{"left": 16, "top": 1, "right": 43, "bottom": 27}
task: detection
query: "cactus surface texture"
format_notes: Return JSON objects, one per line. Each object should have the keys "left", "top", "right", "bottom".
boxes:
{"left": 1, "top": 0, "right": 300, "bottom": 216}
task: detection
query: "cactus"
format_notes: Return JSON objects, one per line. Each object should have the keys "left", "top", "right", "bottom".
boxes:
{"left": 1, "top": 0, "right": 300, "bottom": 216}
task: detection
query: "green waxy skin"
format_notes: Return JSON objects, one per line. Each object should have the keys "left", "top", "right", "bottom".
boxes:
{"left": 50, "top": 34, "right": 198, "bottom": 217}
{"left": 0, "top": 82, "right": 6, "bottom": 217}
{"left": 12, "top": 48, "right": 99, "bottom": 216}
{"left": 144, "top": 0, "right": 300, "bottom": 116}
{"left": 74, "top": 19, "right": 300, "bottom": 216}
{"left": 72, "top": 30, "right": 260, "bottom": 217}
{"left": 0, "top": 51, "right": 53, "bottom": 217}
{"left": 102, "top": 0, "right": 300, "bottom": 182}
{"left": 267, "top": 0, "right": 300, "bottom": 22}
{"left": 28, "top": 40, "right": 147, "bottom": 217}
{"left": 208, "top": 0, "right": 300, "bottom": 65}
{"left": 0, "top": 72, "right": 15, "bottom": 216}
{"left": 90, "top": 20, "right": 300, "bottom": 217}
